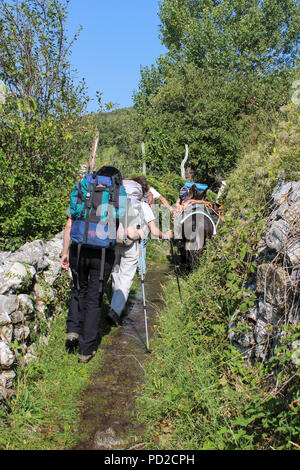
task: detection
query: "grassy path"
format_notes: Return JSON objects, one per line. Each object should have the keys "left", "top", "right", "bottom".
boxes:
{"left": 0, "top": 304, "right": 103, "bottom": 450}
{"left": 73, "top": 262, "right": 170, "bottom": 450}
{"left": 0, "top": 247, "right": 170, "bottom": 450}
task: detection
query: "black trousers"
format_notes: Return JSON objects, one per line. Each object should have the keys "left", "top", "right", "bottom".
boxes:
{"left": 66, "top": 244, "right": 115, "bottom": 355}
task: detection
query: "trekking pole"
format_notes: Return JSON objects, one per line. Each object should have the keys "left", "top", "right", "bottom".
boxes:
{"left": 139, "top": 240, "right": 150, "bottom": 353}
{"left": 169, "top": 239, "right": 182, "bottom": 303}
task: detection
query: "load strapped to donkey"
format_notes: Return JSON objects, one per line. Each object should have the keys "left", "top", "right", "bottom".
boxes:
{"left": 177, "top": 181, "right": 224, "bottom": 231}
{"left": 175, "top": 180, "right": 225, "bottom": 264}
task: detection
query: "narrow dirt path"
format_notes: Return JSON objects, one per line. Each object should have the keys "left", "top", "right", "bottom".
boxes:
{"left": 72, "top": 261, "right": 170, "bottom": 450}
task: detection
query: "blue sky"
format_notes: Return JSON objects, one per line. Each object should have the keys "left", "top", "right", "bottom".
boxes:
{"left": 67, "top": 0, "right": 167, "bottom": 113}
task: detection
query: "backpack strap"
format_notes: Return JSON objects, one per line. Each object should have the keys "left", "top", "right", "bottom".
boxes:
{"left": 110, "top": 174, "right": 121, "bottom": 209}
{"left": 94, "top": 186, "right": 105, "bottom": 219}
{"left": 109, "top": 175, "right": 121, "bottom": 239}
{"left": 80, "top": 182, "right": 93, "bottom": 219}
{"left": 83, "top": 182, "right": 97, "bottom": 245}
{"left": 107, "top": 196, "right": 115, "bottom": 244}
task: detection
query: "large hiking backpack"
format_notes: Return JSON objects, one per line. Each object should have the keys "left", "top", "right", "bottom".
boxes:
{"left": 69, "top": 172, "right": 127, "bottom": 292}
{"left": 115, "top": 180, "right": 144, "bottom": 246}
{"left": 124, "top": 179, "right": 147, "bottom": 230}
{"left": 69, "top": 173, "right": 127, "bottom": 249}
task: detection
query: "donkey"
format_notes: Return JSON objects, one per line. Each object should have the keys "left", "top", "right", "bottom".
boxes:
{"left": 175, "top": 201, "right": 216, "bottom": 267}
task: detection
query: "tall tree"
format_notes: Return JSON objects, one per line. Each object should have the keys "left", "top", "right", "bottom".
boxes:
{"left": 0, "top": 0, "right": 90, "bottom": 249}
{"left": 134, "top": 0, "right": 299, "bottom": 184}
{"left": 0, "top": 0, "right": 85, "bottom": 117}
{"left": 158, "top": 0, "right": 300, "bottom": 74}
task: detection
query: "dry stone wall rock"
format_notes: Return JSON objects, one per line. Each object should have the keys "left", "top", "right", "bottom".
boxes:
{"left": 0, "top": 341, "right": 15, "bottom": 369}
{"left": 0, "top": 232, "right": 65, "bottom": 400}
{"left": 229, "top": 180, "right": 300, "bottom": 363}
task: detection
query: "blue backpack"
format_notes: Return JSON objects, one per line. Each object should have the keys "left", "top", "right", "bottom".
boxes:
{"left": 180, "top": 182, "right": 208, "bottom": 202}
{"left": 184, "top": 182, "right": 208, "bottom": 191}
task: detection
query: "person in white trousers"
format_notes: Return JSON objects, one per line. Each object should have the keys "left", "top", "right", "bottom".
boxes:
{"left": 138, "top": 181, "right": 174, "bottom": 276}
{"left": 107, "top": 180, "right": 172, "bottom": 326}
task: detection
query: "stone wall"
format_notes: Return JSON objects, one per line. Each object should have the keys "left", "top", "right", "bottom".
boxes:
{"left": 0, "top": 233, "right": 64, "bottom": 400}
{"left": 0, "top": 165, "right": 94, "bottom": 401}
{"left": 229, "top": 181, "right": 300, "bottom": 364}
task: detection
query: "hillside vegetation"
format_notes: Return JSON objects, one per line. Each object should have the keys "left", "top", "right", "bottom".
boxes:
{"left": 1, "top": 1, "right": 299, "bottom": 249}
{"left": 0, "top": 0, "right": 299, "bottom": 452}
{"left": 136, "top": 103, "right": 300, "bottom": 450}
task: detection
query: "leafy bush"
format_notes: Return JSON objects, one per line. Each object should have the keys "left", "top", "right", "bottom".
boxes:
{"left": 145, "top": 172, "right": 184, "bottom": 205}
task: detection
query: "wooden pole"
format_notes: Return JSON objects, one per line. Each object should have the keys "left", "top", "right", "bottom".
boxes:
{"left": 88, "top": 128, "right": 100, "bottom": 173}
{"left": 142, "top": 142, "right": 146, "bottom": 175}
{"left": 216, "top": 181, "right": 227, "bottom": 202}
{"left": 181, "top": 144, "right": 189, "bottom": 180}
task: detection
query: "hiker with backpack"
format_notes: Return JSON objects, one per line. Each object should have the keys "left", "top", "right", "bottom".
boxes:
{"left": 131, "top": 176, "right": 174, "bottom": 277}
{"left": 107, "top": 178, "right": 173, "bottom": 327}
{"left": 61, "top": 166, "right": 127, "bottom": 363}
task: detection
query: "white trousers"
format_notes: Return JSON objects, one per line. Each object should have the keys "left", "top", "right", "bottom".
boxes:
{"left": 110, "top": 242, "right": 139, "bottom": 316}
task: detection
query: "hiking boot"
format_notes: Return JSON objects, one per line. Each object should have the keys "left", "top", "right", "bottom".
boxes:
{"left": 65, "top": 332, "right": 79, "bottom": 353}
{"left": 107, "top": 309, "right": 121, "bottom": 327}
{"left": 78, "top": 351, "right": 96, "bottom": 364}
